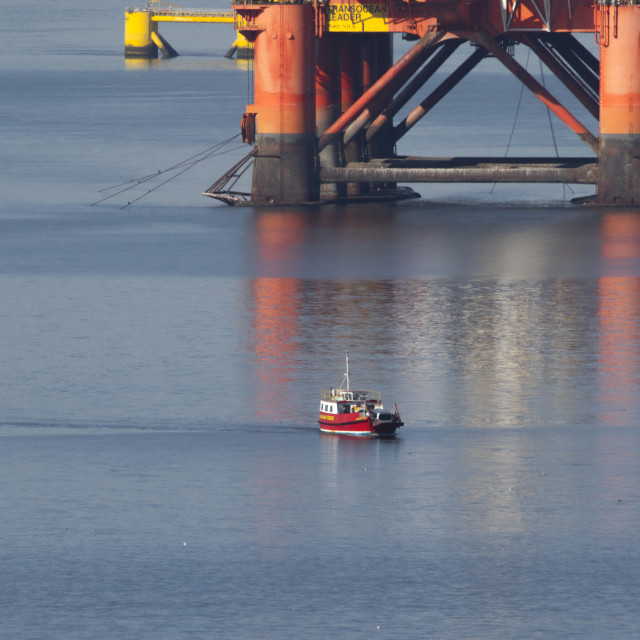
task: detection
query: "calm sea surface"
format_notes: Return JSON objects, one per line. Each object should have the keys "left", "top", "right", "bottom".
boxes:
{"left": 2, "top": 3, "right": 640, "bottom": 638}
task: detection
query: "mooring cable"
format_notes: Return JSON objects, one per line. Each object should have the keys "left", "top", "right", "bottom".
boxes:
{"left": 490, "top": 48, "right": 530, "bottom": 194}
{"left": 92, "top": 134, "right": 242, "bottom": 206}
{"left": 98, "top": 135, "right": 238, "bottom": 192}
{"left": 119, "top": 144, "right": 249, "bottom": 209}
{"left": 538, "top": 58, "right": 574, "bottom": 198}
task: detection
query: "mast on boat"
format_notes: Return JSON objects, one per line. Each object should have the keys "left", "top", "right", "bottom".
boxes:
{"left": 341, "top": 351, "right": 351, "bottom": 392}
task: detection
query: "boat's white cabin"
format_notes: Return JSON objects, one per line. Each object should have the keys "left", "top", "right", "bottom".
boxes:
{"left": 319, "top": 388, "right": 383, "bottom": 415}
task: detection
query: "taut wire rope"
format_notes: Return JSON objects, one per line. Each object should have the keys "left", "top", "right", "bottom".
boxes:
{"left": 92, "top": 134, "right": 243, "bottom": 208}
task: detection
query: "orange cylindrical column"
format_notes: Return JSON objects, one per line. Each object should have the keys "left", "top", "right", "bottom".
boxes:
{"left": 316, "top": 32, "right": 343, "bottom": 200}
{"left": 364, "top": 33, "right": 394, "bottom": 160}
{"left": 341, "top": 34, "right": 365, "bottom": 195}
{"left": 598, "top": 3, "right": 640, "bottom": 205}
{"left": 251, "top": 3, "right": 317, "bottom": 204}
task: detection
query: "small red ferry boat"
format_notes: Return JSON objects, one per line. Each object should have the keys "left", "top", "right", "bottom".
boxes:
{"left": 318, "top": 353, "right": 403, "bottom": 437}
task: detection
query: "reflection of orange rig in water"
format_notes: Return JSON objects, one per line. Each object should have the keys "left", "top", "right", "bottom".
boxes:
{"left": 203, "top": 0, "right": 640, "bottom": 206}
{"left": 250, "top": 212, "right": 306, "bottom": 419}
{"left": 598, "top": 213, "right": 640, "bottom": 425}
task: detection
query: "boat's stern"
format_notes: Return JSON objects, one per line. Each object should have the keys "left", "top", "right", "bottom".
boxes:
{"left": 370, "top": 408, "right": 403, "bottom": 436}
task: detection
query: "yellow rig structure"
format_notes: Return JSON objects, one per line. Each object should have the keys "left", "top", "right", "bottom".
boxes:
{"left": 124, "top": 2, "right": 252, "bottom": 59}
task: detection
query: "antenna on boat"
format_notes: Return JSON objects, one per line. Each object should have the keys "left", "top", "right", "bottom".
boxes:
{"left": 345, "top": 351, "right": 350, "bottom": 392}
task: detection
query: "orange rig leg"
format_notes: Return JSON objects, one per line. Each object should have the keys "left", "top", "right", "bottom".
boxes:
{"left": 316, "top": 32, "right": 343, "bottom": 201}
{"left": 249, "top": 3, "right": 317, "bottom": 205}
{"left": 598, "top": 2, "right": 640, "bottom": 205}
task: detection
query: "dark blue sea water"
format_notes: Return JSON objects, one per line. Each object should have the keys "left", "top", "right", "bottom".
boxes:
{"left": 2, "top": 3, "right": 640, "bottom": 638}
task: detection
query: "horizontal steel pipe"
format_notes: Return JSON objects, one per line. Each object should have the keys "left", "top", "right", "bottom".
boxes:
{"left": 320, "top": 164, "right": 598, "bottom": 184}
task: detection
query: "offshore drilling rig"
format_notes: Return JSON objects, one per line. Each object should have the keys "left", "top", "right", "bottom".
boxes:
{"left": 199, "top": 0, "right": 640, "bottom": 207}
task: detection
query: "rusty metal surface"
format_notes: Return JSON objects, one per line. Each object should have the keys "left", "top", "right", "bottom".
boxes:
{"left": 252, "top": 134, "right": 318, "bottom": 204}
{"left": 320, "top": 157, "right": 598, "bottom": 184}
{"left": 596, "top": 6, "right": 640, "bottom": 204}
{"left": 598, "top": 136, "right": 640, "bottom": 205}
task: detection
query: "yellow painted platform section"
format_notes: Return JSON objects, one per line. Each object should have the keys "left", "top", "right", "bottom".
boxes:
{"left": 327, "top": 2, "right": 389, "bottom": 33}
{"left": 230, "top": 32, "right": 252, "bottom": 50}
{"left": 151, "top": 10, "right": 234, "bottom": 23}
{"left": 145, "top": 0, "right": 232, "bottom": 21}
{"left": 125, "top": 10, "right": 157, "bottom": 48}
{"left": 152, "top": 16, "right": 234, "bottom": 23}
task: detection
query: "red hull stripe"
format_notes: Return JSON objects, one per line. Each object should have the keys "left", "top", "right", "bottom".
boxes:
{"left": 318, "top": 418, "right": 372, "bottom": 428}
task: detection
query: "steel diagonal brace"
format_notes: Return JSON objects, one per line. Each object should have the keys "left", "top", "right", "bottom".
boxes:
{"left": 520, "top": 34, "right": 599, "bottom": 120}
{"left": 365, "top": 40, "right": 464, "bottom": 144}
{"left": 540, "top": 34, "right": 599, "bottom": 94}
{"left": 317, "top": 31, "right": 447, "bottom": 152}
{"left": 343, "top": 40, "right": 465, "bottom": 147}
{"left": 461, "top": 30, "right": 598, "bottom": 153}
{"left": 393, "top": 46, "right": 488, "bottom": 143}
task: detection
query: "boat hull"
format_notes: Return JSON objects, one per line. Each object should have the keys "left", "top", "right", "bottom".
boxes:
{"left": 318, "top": 413, "right": 401, "bottom": 437}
